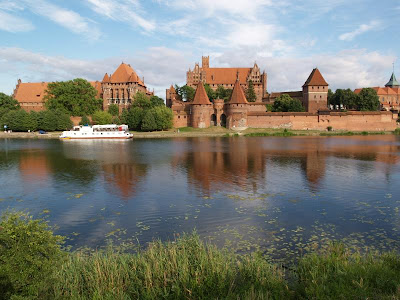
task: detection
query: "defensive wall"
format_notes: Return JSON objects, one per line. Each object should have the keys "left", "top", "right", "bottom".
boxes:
{"left": 247, "top": 111, "right": 398, "bottom": 131}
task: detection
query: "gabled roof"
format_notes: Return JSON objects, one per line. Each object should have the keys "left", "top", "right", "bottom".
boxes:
{"left": 206, "top": 68, "right": 252, "bottom": 85}
{"left": 110, "top": 63, "right": 142, "bottom": 84}
{"left": 13, "top": 82, "right": 48, "bottom": 103}
{"left": 192, "top": 82, "right": 211, "bottom": 105}
{"left": 102, "top": 73, "right": 110, "bottom": 83}
{"left": 303, "top": 68, "right": 328, "bottom": 87}
{"left": 229, "top": 79, "right": 248, "bottom": 104}
{"left": 13, "top": 81, "right": 102, "bottom": 103}
{"left": 385, "top": 72, "right": 400, "bottom": 88}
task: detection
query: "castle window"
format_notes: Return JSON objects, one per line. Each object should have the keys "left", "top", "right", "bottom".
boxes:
{"left": 314, "top": 95, "right": 316, "bottom": 99}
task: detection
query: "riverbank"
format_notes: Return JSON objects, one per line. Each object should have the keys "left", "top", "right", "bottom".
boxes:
{"left": 1, "top": 127, "right": 399, "bottom": 139}
{"left": 2, "top": 212, "right": 400, "bottom": 300}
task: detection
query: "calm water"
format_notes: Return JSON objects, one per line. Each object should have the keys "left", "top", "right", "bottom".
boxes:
{"left": 1, "top": 136, "right": 400, "bottom": 263}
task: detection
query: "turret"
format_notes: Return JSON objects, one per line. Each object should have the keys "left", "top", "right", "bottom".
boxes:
{"left": 302, "top": 68, "right": 329, "bottom": 113}
{"left": 191, "top": 82, "right": 212, "bottom": 128}
{"left": 227, "top": 77, "right": 248, "bottom": 129}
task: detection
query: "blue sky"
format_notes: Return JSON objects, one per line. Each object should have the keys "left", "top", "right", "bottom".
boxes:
{"left": 0, "top": 0, "right": 399, "bottom": 97}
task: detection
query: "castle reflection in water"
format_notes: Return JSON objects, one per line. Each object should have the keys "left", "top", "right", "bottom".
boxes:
{"left": 7, "top": 136, "right": 400, "bottom": 200}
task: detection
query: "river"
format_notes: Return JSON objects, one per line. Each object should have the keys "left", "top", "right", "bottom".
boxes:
{"left": 1, "top": 135, "right": 399, "bottom": 263}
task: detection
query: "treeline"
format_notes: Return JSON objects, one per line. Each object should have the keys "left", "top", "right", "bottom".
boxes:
{"left": 2, "top": 211, "right": 400, "bottom": 299}
{"left": 0, "top": 93, "right": 72, "bottom": 132}
{"left": 0, "top": 78, "right": 174, "bottom": 132}
{"left": 328, "top": 88, "right": 381, "bottom": 111}
{"left": 174, "top": 80, "right": 257, "bottom": 102}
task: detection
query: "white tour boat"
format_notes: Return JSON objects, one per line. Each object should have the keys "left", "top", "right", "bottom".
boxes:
{"left": 60, "top": 124, "right": 133, "bottom": 140}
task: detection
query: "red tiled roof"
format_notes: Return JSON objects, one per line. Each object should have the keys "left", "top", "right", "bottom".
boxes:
{"left": 14, "top": 81, "right": 102, "bottom": 103}
{"left": 102, "top": 73, "right": 110, "bottom": 82}
{"left": 229, "top": 80, "right": 248, "bottom": 104}
{"left": 110, "top": 63, "right": 144, "bottom": 86}
{"left": 303, "top": 68, "right": 328, "bottom": 86}
{"left": 192, "top": 82, "right": 211, "bottom": 105}
{"left": 206, "top": 68, "right": 251, "bottom": 85}
{"left": 13, "top": 82, "right": 48, "bottom": 103}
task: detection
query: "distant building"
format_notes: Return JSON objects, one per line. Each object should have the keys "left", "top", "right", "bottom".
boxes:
{"left": 355, "top": 71, "right": 400, "bottom": 111}
{"left": 12, "top": 63, "right": 153, "bottom": 113}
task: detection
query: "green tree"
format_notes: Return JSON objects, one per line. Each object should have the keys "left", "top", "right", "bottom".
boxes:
{"left": 328, "top": 89, "right": 335, "bottom": 107}
{"left": 92, "top": 111, "right": 113, "bottom": 125}
{"left": 150, "top": 95, "right": 165, "bottom": 107}
{"left": 331, "top": 89, "right": 358, "bottom": 110}
{"left": 175, "top": 85, "right": 196, "bottom": 102}
{"left": 44, "top": 78, "right": 102, "bottom": 116}
{"left": 141, "top": 110, "right": 157, "bottom": 131}
{"left": 55, "top": 110, "right": 72, "bottom": 130}
{"left": 271, "top": 94, "right": 305, "bottom": 112}
{"left": 132, "top": 92, "right": 152, "bottom": 109}
{"left": 79, "top": 115, "right": 91, "bottom": 126}
{"left": 152, "top": 106, "right": 173, "bottom": 130}
{"left": 37, "top": 110, "right": 57, "bottom": 131}
{"left": 355, "top": 88, "right": 380, "bottom": 111}
{"left": 204, "top": 84, "right": 216, "bottom": 101}
{"left": 126, "top": 107, "right": 144, "bottom": 131}
{"left": 1, "top": 110, "right": 37, "bottom": 132}
{"left": 246, "top": 80, "right": 257, "bottom": 102}
{"left": 108, "top": 104, "right": 119, "bottom": 116}
{"left": 0, "top": 93, "right": 20, "bottom": 111}
{"left": 0, "top": 211, "right": 65, "bottom": 299}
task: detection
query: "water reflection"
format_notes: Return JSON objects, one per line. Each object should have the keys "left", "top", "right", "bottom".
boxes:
{"left": 0, "top": 136, "right": 399, "bottom": 262}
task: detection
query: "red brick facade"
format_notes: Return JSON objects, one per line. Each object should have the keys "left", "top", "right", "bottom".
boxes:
{"left": 12, "top": 63, "right": 153, "bottom": 113}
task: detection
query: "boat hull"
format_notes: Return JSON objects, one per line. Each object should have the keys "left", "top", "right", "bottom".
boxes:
{"left": 60, "top": 136, "right": 133, "bottom": 140}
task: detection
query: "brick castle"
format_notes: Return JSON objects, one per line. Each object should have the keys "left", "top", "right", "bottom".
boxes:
{"left": 12, "top": 56, "right": 399, "bottom": 131}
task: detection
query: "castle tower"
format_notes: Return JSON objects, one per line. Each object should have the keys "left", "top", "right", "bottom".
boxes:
{"left": 227, "top": 77, "right": 248, "bottom": 129}
{"left": 191, "top": 82, "right": 213, "bottom": 128}
{"left": 101, "top": 73, "right": 111, "bottom": 110}
{"left": 385, "top": 72, "right": 400, "bottom": 88}
{"left": 202, "top": 56, "right": 210, "bottom": 69}
{"left": 302, "top": 68, "right": 329, "bottom": 113}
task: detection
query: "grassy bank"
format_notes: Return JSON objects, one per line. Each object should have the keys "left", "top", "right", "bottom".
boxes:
{"left": 2, "top": 212, "right": 400, "bottom": 299}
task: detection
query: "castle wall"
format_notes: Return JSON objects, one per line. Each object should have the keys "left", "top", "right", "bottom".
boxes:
{"left": 247, "top": 111, "right": 398, "bottom": 131}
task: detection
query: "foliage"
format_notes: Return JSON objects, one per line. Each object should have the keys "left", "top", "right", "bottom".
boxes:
{"left": 266, "top": 104, "right": 273, "bottom": 112}
{"left": 0, "top": 109, "right": 71, "bottom": 132}
{"left": 151, "top": 106, "right": 173, "bottom": 131}
{"left": 271, "top": 94, "right": 305, "bottom": 112}
{"left": 0, "top": 93, "right": 20, "bottom": 112}
{"left": 204, "top": 84, "right": 216, "bottom": 101}
{"left": 108, "top": 104, "right": 119, "bottom": 116}
{"left": 329, "top": 88, "right": 358, "bottom": 110}
{"left": 92, "top": 111, "right": 113, "bottom": 125}
{"left": 244, "top": 129, "right": 296, "bottom": 137}
{"left": 141, "top": 109, "right": 157, "bottom": 131}
{"left": 150, "top": 95, "right": 165, "bottom": 107}
{"left": 124, "top": 107, "right": 144, "bottom": 131}
{"left": 296, "top": 243, "right": 400, "bottom": 299}
{"left": 1, "top": 110, "right": 35, "bottom": 132}
{"left": 0, "top": 211, "right": 65, "bottom": 299}
{"left": 246, "top": 80, "right": 257, "bottom": 102}
{"left": 79, "top": 115, "right": 91, "bottom": 126}
{"left": 132, "top": 92, "right": 152, "bottom": 109}
{"left": 175, "top": 84, "right": 196, "bottom": 102}
{"left": 356, "top": 88, "right": 380, "bottom": 111}
{"left": 52, "top": 233, "right": 289, "bottom": 300}
{"left": 44, "top": 78, "right": 102, "bottom": 116}
{"left": 215, "top": 85, "right": 233, "bottom": 102}
{"left": 393, "top": 128, "right": 400, "bottom": 135}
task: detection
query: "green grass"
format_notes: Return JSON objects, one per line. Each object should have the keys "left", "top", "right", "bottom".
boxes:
{"left": 320, "top": 131, "right": 386, "bottom": 136}
{"left": 244, "top": 129, "right": 296, "bottom": 137}
{"left": 4, "top": 212, "right": 400, "bottom": 299}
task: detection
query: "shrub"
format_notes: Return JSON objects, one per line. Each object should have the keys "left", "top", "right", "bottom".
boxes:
{"left": 394, "top": 128, "right": 400, "bottom": 135}
{"left": 1, "top": 110, "right": 37, "bottom": 132}
{"left": 79, "top": 115, "right": 91, "bottom": 126}
{"left": 0, "top": 211, "right": 65, "bottom": 299}
{"left": 108, "top": 104, "right": 119, "bottom": 116}
{"left": 327, "top": 126, "right": 332, "bottom": 131}
{"left": 54, "top": 110, "right": 72, "bottom": 131}
{"left": 92, "top": 111, "right": 113, "bottom": 125}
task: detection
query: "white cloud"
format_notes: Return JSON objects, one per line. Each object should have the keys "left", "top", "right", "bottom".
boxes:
{"left": 0, "top": 10, "right": 34, "bottom": 32}
{"left": 0, "top": 46, "right": 395, "bottom": 98}
{"left": 339, "top": 20, "right": 380, "bottom": 41}
{"left": 86, "top": 0, "right": 156, "bottom": 32}
{"left": 21, "top": 0, "right": 101, "bottom": 39}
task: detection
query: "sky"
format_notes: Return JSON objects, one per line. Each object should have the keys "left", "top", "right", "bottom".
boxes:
{"left": 0, "top": 0, "right": 399, "bottom": 98}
